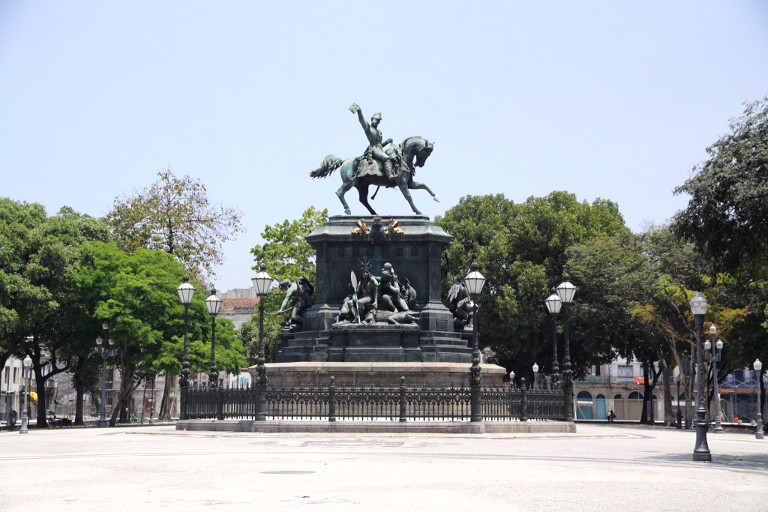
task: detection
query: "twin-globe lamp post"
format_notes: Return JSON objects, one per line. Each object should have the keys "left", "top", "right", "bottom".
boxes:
{"left": 205, "top": 288, "right": 222, "bottom": 388}
{"left": 704, "top": 325, "right": 724, "bottom": 433}
{"left": 464, "top": 262, "right": 486, "bottom": 423}
{"left": 545, "top": 275, "right": 576, "bottom": 422}
{"left": 754, "top": 358, "right": 764, "bottom": 440}
{"left": 19, "top": 355, "right": 32, "bottom": 434}
{"left": 690, "top": 292, "right": 711, "bottom": 462}
{"left": 96, "top": 321, "right": 114, "bottom": 428}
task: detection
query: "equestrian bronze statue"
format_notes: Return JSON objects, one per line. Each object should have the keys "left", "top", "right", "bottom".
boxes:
{"left": 309, "top": 104, "right": 439, "bottom": 215}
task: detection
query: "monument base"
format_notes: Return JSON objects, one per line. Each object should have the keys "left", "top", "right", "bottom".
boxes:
{"left": 277, "top": 215, "right": 468, "bottom": 364}
{"left": 277, "top": 325, "right": 473, "bottom": 363}
{"left": 249, "top": 361, "right": 506, "bottom": 387}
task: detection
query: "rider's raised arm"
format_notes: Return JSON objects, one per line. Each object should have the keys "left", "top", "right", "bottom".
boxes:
{"left": 355, "top": 107, "right": 368, "bottom": 131}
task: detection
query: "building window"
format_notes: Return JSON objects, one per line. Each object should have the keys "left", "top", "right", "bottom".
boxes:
{"left": 3, "top": 367, "right": 8, "bottom": 385}
{"left": 617, "top": 365, "right": 633, "bottom": 378}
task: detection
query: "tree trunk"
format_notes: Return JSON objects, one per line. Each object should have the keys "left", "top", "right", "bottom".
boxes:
{"left": 662, "top": 364, "right": 675, "bottom": 426}
{"left": 34, "top": 369, "right": 48, "bottom": 428}
{"left": 140, "top": 382, "right": 147, "bottom": 423}
{"left": 72, "top": 356, "right": 87, "bottom": 425}
{"left": 158, "top": 372, "right": 172, "bottom": 421}
{"left": 110, "top": 366, "right": 140, "bottom": 426}
{"left": 640, "top": 363, "right": 649, "bottom": 424}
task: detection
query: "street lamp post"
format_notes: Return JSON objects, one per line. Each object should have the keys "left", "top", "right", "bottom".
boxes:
{"left": 96, "top": 322, "right": 114, "bottom": 428}
{"left": 754, "top": 359, "right": 764, "bottom": 440}
{"left": 545, "top": 293, "right": 561, "bottom": 382}
{"left": 252, "top": 264, "right": 274, "bottom": 421}
{"left": 177, "top": 276, "right": 195, "bottom": 420}
{"left": 532, "top": 362, "right": 539, "bottom": 390}
{"left": 704, "top": 325, "right": 724, "bottom": 433}
{"left": 149, "top": 377, "right": 155, "bottom": 423}
{"left": 205, "top": 288, "right": 222, "bottom": 388}
{"left": 464, "top": 262, "right": 487, "bottom": 423}
{"left": 19, "top": 355, "right": 31, "bottom": 434}
{"left": 690, "top": 292, "right": 711, "bottom": 462}
{"left": 556, "top": 275, "right": 576, "bottom": 422}
{"left": 676, "top": 376, "right": 682, "bottom": 429}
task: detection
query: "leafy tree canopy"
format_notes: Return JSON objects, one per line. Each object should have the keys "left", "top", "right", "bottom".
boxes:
{"left": 436, "top": 192, "right": 628, "bottom": 377}
{"left": 107, "top": 169, "right": 244, "bottom": 279}
{"left": 250, "top": 206, "right": 328, "bottom": 283}
{"left": 673, "top": 97, "right": 768, "bottom": 278}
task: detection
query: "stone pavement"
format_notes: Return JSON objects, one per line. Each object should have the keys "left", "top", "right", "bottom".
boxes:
{"left": 1, "top": 423, "right": 766, "bottom": 511}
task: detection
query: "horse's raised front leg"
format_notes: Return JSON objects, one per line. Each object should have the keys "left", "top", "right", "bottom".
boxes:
{"left": 409, "top": 180, "right": 440, "bottom": 203}
{"left": 336, "top": 182, "right": 353, "bottom": 215}
{"left": 357, "top": 183, "right": 378, "bottom": 215}
{"left": 397, "top": 174, "right": 421, "bottom": 215}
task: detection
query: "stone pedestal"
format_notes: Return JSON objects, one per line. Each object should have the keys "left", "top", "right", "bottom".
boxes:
{"left": 276, "top": 215, "right": 474, "bottom": 364}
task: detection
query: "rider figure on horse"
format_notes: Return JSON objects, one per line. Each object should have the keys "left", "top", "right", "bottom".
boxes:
{"left": 350, "top": 103, "right": 397, "bottom": 182}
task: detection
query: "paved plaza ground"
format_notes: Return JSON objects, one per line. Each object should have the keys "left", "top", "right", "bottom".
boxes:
{"left": 1, "top": 423, "right": 766, "bottom": 511}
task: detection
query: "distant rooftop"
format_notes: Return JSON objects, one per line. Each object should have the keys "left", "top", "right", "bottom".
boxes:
{"left": 221, "top": 297, "right": 259, "bottom": 312}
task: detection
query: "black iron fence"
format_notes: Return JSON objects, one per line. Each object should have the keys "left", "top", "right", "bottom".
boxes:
{"left": 183, "top": 376, "right": 570, "bottom": 422}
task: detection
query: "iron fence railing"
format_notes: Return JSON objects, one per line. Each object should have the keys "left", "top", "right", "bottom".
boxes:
{"left": 183, "top": 376, "right": 569, "bottom": 422}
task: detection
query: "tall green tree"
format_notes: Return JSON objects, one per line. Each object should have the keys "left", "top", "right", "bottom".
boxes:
{"left": 0, "top": 198, "right": 48, "bottom": 371}
{"left": 107, "top": 169, "right": 244, "bottom": 279}
{"left": 673, "top": 98, "right": 768, "bottom": 419}
{"left": 106, "top": 169, "right": 244, "bottom": 417}
{"left": 82, "top": 242, "right": 243, "bottom": 424}
{"left": 0, "top": 202, "right": 110, "bottom": 427}
{"left": 628, "top": 227, "right": 748, "bottom": 424}
{"left": 436, "top": 192, "right": 629, "bottom": 379}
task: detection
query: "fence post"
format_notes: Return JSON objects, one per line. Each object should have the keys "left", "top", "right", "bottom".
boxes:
{"left": 255, "top": 381, "right": 266, "bottom": 422}
{"left": 564, "top": 373, "right": 574, "bottom": 422}
{"left": 399, "top": 376, "right": 407, "bottom": 422}
{"left": 216, "top": 383, "right": 224, "bottom": 421}
{"left": 509, "top": 378, "right": 515, "bottom": 418}
{"left": 520, "top": 377, "right": 528, "bottom": 422}
{"left": 180, "top": 386, "right": 188, "bottom": 420}
{"left": 328, "top": 376, "right": 336, "bottom": 422}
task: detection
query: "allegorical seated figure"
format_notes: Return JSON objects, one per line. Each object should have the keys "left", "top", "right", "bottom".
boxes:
{"left": 378, "top": 262, "right": 410, "bottom": 312}
{"left": 337, "top": 267, "right": 379, "bottom": 324}
{"left": 448, "top": 277, "right": 473, "bottom": 330}
{"left": 276, "top": 276, "right": 314, "bottom": 330}
{"left": 335, "top": 263, "right": 419, "bottom": 326}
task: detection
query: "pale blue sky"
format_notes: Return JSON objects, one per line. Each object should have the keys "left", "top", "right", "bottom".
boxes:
{"left": 2, "top": 1, "right": 767, "bottom": 292}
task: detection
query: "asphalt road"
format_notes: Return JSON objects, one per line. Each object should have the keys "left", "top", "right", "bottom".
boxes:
{"left": 1, "top": 423, "right": 766, "bottom": 511}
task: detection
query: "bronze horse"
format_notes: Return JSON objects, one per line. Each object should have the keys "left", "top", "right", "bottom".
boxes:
{"left": 309, "top": 136, "right": 439, "bottom": 215}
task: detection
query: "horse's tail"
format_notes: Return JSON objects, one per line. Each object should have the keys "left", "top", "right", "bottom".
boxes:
{"left": 310, "top": 155, "right": 344, "bottom": 178}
